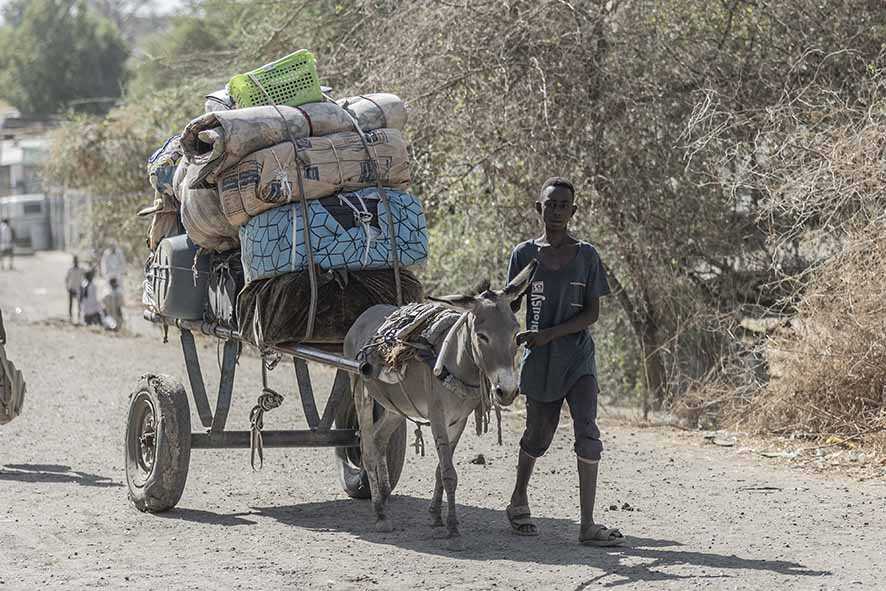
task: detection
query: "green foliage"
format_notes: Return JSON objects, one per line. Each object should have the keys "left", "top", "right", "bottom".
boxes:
{"left": 0, "top": 0, "right": 129, "bottom": 115}
{"left": 127, "top": 13, "right": 235, "bottom": 100}
{"left": 42, "top": 83, "right": 207, "bottom": 257}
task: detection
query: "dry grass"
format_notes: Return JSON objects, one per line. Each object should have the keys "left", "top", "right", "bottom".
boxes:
{"left": 726, "top": 223, "right": 886, "bottom": 455}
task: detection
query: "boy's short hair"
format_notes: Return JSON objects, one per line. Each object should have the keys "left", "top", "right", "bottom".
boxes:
{"left": 539, "top": 177, "right": 575, "bottom": 200}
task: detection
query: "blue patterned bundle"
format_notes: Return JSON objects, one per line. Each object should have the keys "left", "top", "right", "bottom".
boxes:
{"left": 240, "top": 188, "right": 428, "bottom": 283}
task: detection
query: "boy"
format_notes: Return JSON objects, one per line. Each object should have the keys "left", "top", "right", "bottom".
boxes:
{"left": 505, "top": 177, "right": 623, "bottom": 546}
{"left": 80, "top": 268, "right": 102, "bottom": 326}
{"left": 101, "top": 277, "right": 125, "bottom": 331}
{"left": 64, "top": 255, "right": 84, "bottom": 322}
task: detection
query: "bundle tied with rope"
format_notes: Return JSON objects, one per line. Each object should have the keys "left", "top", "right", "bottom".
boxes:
{"left": 240, "top": 72, "right": 406, "bottom": 465}
{"left": 358, "top": 303, "right": 503, "bottom": 456}
{"left": 244, "top": 72, "right": 405, "bottom": 337}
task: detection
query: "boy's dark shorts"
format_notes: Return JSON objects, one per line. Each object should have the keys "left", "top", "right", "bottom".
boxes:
{"left": 519, "top": 375, "right": 602, "bottom": 462}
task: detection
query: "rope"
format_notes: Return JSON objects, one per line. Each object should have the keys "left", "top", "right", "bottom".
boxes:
{"left": 247, "top": 73, "right": 318, "bottom": 339}
{"left": 338, "top": 192, "right": 377, "bottom": 266}
{"left": 249, "top": 353, "right": 285, "bottom": 470}
{"left": 249, "top": 387, "right": 284, "bottom": 470}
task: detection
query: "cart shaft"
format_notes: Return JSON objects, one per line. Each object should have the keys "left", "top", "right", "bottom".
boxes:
{"left": 144, "top": 311, "right": 372, "bottom": 376}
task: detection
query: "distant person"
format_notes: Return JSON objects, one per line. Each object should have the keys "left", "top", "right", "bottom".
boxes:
{"left": 101, "top": 277, "right": 125, "bottom": 331}
{"left": 64, "top": 255, "right": 84, "bottom": 323}
{"left": 100, "top": 241, "right": 126, "bottom": 284}
{"left": 80, "top": 269, "right": 102, "bottom": 326}
{"left": 0, "top": 218, "right": 13, "bottom": 270}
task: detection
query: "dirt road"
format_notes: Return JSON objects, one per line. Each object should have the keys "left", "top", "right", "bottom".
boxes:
{"left": 1, "top": 253, "right": 884, "bottom": 590}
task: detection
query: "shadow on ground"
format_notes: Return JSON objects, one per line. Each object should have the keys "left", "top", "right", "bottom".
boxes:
{"left": 0, "top": 463, "right": 122, "bottom": 488}
{"left": 250, "top": 495, "right": 829, "bottom": 587}
{"left": 154, "top": 507, "right": 259, "bottom": 526}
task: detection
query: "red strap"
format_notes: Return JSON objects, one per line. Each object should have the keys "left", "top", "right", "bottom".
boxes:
{"left": 295, "top": 106, "right": 314, "bottom": 137}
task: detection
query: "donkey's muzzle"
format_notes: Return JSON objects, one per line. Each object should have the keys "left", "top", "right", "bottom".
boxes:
{"left": 494, "top": 385, "right": 519, "bottom": 407}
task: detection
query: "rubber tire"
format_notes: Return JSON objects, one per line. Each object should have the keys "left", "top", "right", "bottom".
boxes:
{"left": 125, "top": 374, "right": 191, "bottom": 512}
{"left": 334, "top": 393, "right": 407, "bottom": 499}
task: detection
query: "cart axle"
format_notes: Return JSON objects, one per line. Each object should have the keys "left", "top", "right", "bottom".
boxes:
{"left": 191, "top": 429, "right": 359, "bottom": 449}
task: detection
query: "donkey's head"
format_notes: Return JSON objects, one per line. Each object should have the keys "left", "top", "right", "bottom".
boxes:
{"left": 428, "top": 260, "right": 537, "bottom": 406}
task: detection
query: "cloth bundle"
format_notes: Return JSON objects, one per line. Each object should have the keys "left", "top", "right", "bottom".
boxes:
{"left": 240, "top": 188, "right": 428, "bottom": 283}
{"left": 178, "top": 163, "right": 241, "bottom": 253}
{"left": 219, "top": 128, "right": 410, "bottom": 226}
{"left": 181, "top": 93, "right": 407, "bottom": 186}
{"left": 238, "top": 268, "right": 423, "bottom": 346}
{"left": 140, "top": 135, "right": 185, "bottom": 250}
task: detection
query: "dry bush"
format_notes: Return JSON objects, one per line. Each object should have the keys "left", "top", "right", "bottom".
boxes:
{"left": 715, "top": 107, "right": 886, "bottom": 449}
{"left": 728, "top": 222, "right": 886, "bottom": 452}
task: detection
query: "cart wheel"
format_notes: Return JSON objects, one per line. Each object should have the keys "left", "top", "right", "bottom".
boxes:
{"left": 334, "top": 395, "right": 407, "bottom": 499}
{"left": 125, "top": 374, "right": 191, "bottom": 512}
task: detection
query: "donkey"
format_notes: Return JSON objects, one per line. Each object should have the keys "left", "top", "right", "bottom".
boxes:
{"left": 343, "top": 261, "right": 537, "bottom": 548}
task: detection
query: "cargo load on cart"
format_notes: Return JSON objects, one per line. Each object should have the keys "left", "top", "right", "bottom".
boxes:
{"left": 139, "top": 49, "right": 427, "bottom": 346}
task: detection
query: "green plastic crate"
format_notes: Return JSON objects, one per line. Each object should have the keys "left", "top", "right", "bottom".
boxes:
{"left": 228, "top": 50, "right": 323, "bottom": 109}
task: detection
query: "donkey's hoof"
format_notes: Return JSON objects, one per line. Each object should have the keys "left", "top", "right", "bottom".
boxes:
{"left": 375, "top": 518, "right": 394, "bottom": 533}
{"left": 429, "top": 511, "right": 444, "bottom": 527}
{"left": 446, "top": 536, "right": 465, "bottom": 552}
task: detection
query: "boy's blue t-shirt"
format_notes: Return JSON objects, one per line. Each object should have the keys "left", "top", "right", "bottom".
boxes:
{"left": 507, "top": 240, "right": 610, "bottom": 402}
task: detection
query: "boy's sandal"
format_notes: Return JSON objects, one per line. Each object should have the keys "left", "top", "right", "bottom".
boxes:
{"left": 506, "top": 504, "right": 539, "bottom": 536}
{"left": 580, "top": 524, "right": 625, "bottom": 547}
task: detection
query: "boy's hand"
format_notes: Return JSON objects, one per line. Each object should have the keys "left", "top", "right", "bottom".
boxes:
{"left": 516, "top": 329, "right": 554, "bottom": 348}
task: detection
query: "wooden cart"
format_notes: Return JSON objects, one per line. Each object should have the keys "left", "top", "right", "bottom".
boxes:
{"left": 124, "top": 312, "right": 406, "bottom": 512}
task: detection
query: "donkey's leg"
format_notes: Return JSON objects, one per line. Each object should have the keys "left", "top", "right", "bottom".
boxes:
{"left": 429, "top": 462, "right": 444, "bottom": 527}
{"left": 429, "top": 415, "right": 469, "bottom": 528}
{"left": 428, "top": 407, "right": 466, "bottom": 548}
{"left": 355, "top": 382, "right": 391, "bottom": 532}
{"left": 371, "top": 410, "right": 405, "bottom": 502}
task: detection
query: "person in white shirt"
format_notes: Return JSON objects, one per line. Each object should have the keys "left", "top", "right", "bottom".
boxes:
{"left": 80, "top": 268, "right": 102, "bottom": 326}
{"left": 101, "top": 277, "right": 124, "bottom": 331}
{"left": 64, "top": 255, "right": 84, "bottom": 322}
{"left": 100, "top": 242, "right": 126, "bottom": 284}
{"left": 0, "top": 218, "right": 14, "bottom": 271}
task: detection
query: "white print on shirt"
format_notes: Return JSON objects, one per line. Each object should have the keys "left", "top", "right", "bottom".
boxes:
{"left": 529, "top": 281, "right": 545, "bottom": 331}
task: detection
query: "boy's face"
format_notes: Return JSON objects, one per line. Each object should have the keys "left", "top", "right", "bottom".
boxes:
{"left": 536, "top": 185, "right": 576, "bottom": 231}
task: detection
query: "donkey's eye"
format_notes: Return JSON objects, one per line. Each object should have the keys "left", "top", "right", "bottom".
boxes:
{"left": 477, "top": 333, "right": 490, "bottom": 344}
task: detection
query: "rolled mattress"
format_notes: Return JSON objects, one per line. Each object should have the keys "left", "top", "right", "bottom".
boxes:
{"left": 239, "top": 188, "right": 428, "bottom": 283}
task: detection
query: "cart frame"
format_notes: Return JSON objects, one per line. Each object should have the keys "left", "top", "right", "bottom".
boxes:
{"left": 124, "top": 312, "right": 406, "bottom": 513}
{"left": 148, "top": 311, "right": 373, "bottom": 450}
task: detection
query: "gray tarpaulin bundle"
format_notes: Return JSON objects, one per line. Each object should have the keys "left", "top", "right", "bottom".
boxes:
{"left": 177, "top": 162, "right": 241, "bottom": 253}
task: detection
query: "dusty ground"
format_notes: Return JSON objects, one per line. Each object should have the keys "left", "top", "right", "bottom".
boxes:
{"left": 0, "top": 252, "right": 884, "bottom": 590}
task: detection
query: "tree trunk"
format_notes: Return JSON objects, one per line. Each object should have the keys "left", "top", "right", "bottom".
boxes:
{"left": 604, "top": 265, "right": 668, "bottom": 417}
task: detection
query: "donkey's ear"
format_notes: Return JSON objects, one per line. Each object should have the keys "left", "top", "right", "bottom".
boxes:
{"left": 427, "top": 294, "right": 479, "bottom": 312}
{"left": 501, "top": 259, "right": 538, "bottom": 302}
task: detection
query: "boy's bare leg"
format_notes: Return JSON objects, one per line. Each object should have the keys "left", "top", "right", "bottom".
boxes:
{"left": 509, "top": 449, "right": 536, "bottom": 509}
{"left": 578, "top": 457, "right": 599, "bottom": 531}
